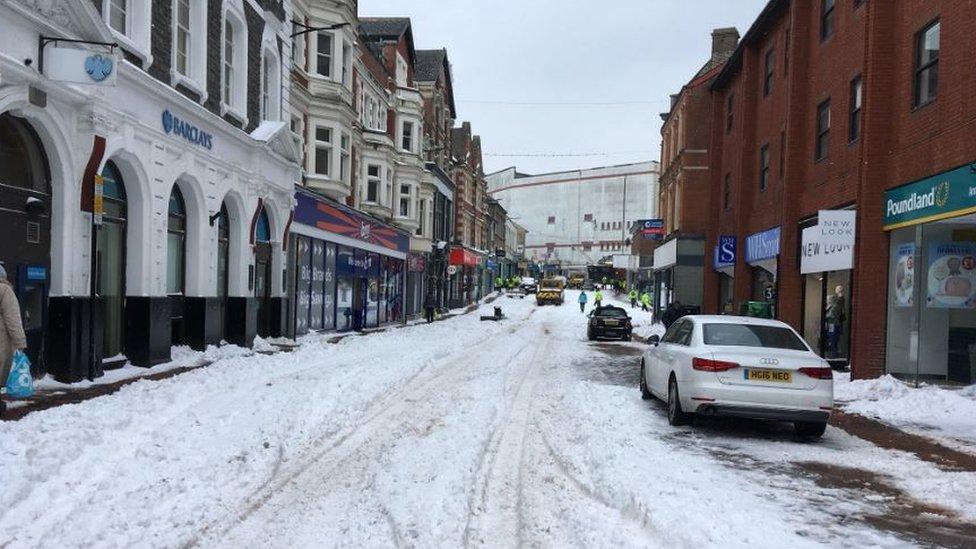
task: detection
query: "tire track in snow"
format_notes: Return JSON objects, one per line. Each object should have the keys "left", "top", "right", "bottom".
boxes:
{"left": 461, "top": 332, "right": 549, "bottom": 547}
{"left": 189, "top": 310, "right": 540, "bottom": 547}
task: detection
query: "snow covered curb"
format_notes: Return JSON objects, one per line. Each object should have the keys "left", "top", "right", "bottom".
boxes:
{"left": 835, "top": 372, "right": 976, "bottom": 450}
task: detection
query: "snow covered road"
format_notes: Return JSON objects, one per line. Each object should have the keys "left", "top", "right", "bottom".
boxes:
{"left": 2, "top": 292, "right": 975, "bottom": 548}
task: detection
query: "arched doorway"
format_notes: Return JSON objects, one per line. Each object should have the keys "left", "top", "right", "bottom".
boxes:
{"left": 97, "top": 160, "right": 128, "bottom": 363}
{"left": 167, "top": 186, "right": 187, "bottom": 344}
{"left": 0, "top": 112, "right": 52, "bottom": 371}
{"left": 254, "top": 207, "right": 272, "bottom": 337}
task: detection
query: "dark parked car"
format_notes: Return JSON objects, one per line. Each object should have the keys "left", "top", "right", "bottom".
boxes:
{"left": 587, "top": 306, "right": 633, "bottom": 341}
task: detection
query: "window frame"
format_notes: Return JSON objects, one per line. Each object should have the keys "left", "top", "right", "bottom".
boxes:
{"left": 401, "top": 120, "right": 415, "bottom": 153}
{"left": 220, "top": 8, "right": 248, "bottom": 120}
{"left": 849, "top": 75, "right": 863, "bottom": 142}
{"left": 759, "top": 144, "right": 770, "bottom": 192}
{"left": 366, "top": 164, "right": 382, "bottom": 203}
{"left": 316, "top": 31, "right": 334, "bottom": 79}
{"left": 913, "top": 19, "right": 940, "bottom": 109}
{"left": 815, "top": 99, "right": 831, "bottom": 162}
{"left": 763, "top": 47, "right": 775, "bottom": 97}
{"left": 821, "top": 0, "right": 836, "bottom": 42}
{"left": 261, "top": 48, "right": 281, "bottom": 122}
{"left": 166, "top": 186, "right": 187, "bottom": 296}
{"left": 313, "top": 126, "right": 333, "bottom": 177}
{"left": 398, "top": 183, "right": 412, "bottom": 218}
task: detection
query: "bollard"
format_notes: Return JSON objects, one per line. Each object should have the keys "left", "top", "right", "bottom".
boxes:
{"left": 494, "top": 306, "right": 502, "bottom": 318}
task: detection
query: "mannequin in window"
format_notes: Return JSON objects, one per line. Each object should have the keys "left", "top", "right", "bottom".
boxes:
{"left": 825, "top": 285, "right": 846, "bottom": 358}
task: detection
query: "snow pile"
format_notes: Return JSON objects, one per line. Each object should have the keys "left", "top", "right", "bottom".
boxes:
{"left": 836, "top": 372, "right": 976, "bottom": 448}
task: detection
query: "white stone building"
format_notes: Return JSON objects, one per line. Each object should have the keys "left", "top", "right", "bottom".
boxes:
{"left": 486, "top": 162, "right": 660, "bottom": 273}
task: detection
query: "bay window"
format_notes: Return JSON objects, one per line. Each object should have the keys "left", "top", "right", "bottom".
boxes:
{"left": 401, "top": 121, "right": 414, "bottom": 153}
{"left": 399, "top": 184, "right": 412, "bottom": 218}
{"left": 366, "top": 165, "right": 381, "bottom": 203}
{"left": 314, "top": 127, "right": 333, "bottom": 177}
{"left": 317, "top": 32, "right": 333, "bottom": 78}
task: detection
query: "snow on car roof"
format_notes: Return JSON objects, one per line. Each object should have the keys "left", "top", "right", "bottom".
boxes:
{"left": 684, "top": 315, "right": 792, "bottom": 328}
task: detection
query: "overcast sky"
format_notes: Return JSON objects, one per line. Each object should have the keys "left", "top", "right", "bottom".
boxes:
{"left": 360, "top": 0, "right": 767, "bottom": 175}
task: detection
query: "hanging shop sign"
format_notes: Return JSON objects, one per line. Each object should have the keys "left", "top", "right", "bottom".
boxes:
{"left": 801, "top": 210, "right": 856, "bottom": 274}
{"left": 894, "top": 243, "right": 915, "bottom": 307}
{"left": 162, "top": 110, "right": 214, "bottom": 150}
{"left": 407, "top": 253, "right": 426, "bottom": 272}
{"left": 745, "top": 226, "right": 781, "bottom": 264}
{"left": 883, "top": 162, "right": 976, "bottom": 230}
{"left": 926, "top": 242, "right": 976, "bottom": 309}
{"left": 448, "top": 247, "right": 480, "bottom": 267}
{"left": 43, "top": 46, "right": 118, "bottom": 85}
{"left": 636, "top": 219, "right": 665, "bottom": 241}
{"left": 713, "top": 235, "right": 737, "bottom": 270}
{"left": 294, "top": 191, "right": 410, "bottom": 254}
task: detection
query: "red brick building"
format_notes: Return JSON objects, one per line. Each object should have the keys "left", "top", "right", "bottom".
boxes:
{"left": 700, "top": 0, "right": 976, "bottom": 384}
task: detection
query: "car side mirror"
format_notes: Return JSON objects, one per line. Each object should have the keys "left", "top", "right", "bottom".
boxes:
{"left": 648, "top": 335, "right": 660, "bottom": 346}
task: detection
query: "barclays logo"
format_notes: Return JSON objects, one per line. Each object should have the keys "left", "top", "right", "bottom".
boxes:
{"left": 84, "top": 54, "right": 114, "bottom": 82}
{"left": 162, "top": 109, "right": 214, "bottom": 150}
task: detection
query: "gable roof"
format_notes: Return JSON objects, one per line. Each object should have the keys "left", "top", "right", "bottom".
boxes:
{"left": 415, "top": 48, "right": 457, "bottom": 117}
{"left": 359, "top": 17, "right": 416, "bottom": 67}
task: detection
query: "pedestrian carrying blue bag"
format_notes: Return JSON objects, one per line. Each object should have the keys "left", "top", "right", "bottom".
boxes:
{"left": 6, "top": 350, "right": 34, "bottom": 399}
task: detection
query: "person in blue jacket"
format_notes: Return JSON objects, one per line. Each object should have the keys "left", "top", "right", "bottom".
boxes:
{"left": 578, "top": 291, "right": 588, "bottom": 313}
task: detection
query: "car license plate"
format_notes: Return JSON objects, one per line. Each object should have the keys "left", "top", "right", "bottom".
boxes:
{"left": 744, "top": 369, "right": 792, "bottom": 383}
{"left": 604, "top": 320, "right": 619, "bottom": 326}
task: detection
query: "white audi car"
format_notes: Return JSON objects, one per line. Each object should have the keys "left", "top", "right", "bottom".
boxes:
{"left": 640, "top": 315, "right": 833, "bottom": 438}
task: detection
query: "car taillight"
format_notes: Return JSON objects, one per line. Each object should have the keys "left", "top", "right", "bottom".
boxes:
{"left": 799, "top": 367, "right": 833, "bottom": 380}
{"left": 692, "top": 357, "right": 739, "bottom": 372}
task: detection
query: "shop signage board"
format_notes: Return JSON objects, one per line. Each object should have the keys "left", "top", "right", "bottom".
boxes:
{"left": 294, "top": 191, "right": 409, "bottom": 254}
{"left": 713, "top": 235, "right": 736, "bottom": 270}
{"left": 894, "top": 243, "right": 915, "bottom": 307}
{"left": 162, "top": 110, "right": 214, "bottom": 150}
{"left": 636, "top": 219, "right": 665, "bottom": 240}
{"left": 745, "top": 226, "right": 781, "bottom": 263}
{"left": 926, "top": 243, "right": 976, "bottom": 309}
{"left": 883, "top": 162, "right": 976, "bottom": 230}
{"left": 448, "top": 248, "right": 480, "bottom": 267}
{"left": 801, "top": 210, "right": 856, "bottom": 274}
{"left": 44, "top": 46, "right": 118, "bottom": 85}
{"left": 653, "top": 240, "right": 677, "bottom": 270}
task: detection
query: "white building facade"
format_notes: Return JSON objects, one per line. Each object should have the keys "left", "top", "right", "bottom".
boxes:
{"left": 0, "top": 0, "right": 299, "bottom": 381}
{"left": 486, "top": 162, "right": 660, "bottom": 274}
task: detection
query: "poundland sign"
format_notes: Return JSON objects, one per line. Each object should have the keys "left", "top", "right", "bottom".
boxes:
{"left": 884, "top": 162, "right": 976, "bottom": 230}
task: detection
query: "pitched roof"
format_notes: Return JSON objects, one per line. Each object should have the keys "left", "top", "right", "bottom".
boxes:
{"left": 414, "top": 49, "right": 446, "bottom": 83}
{"left": 711, "top": 0, "right": 789, "bottom": 91}
{"left": 359, "top": 17, "right": 411, "bottom": 40}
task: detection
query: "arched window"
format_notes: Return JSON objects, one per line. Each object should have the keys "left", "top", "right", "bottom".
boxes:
{"left": 98, "top": 160, "right": 128, "bottom": 359}
{"left": 0, "top": 113, "right": 50, "bottom": 193}
{"left": 255, "top": 207, "right": 271, "bottom": 243}
{"left": 217, "top": 203, "right": 230, "bottom": 297}
{"left": 167, "top": 186, "right": 186, "bottom": 295}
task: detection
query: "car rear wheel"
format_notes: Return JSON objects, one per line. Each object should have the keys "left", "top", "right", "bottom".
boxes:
{"left": 640, "top": 362, "right": 652, "bottom": 400}
{"left": 794, "top": 421, "right": 827, "bottom": 439}
{"left": 667, "top": 376, "right": 691, "bottom": 426}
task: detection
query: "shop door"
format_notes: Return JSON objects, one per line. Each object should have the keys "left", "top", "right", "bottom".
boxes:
{"left": 97, "top": 161, "right": 128, "bottom": 363}
{"left": 0, "top": 113, "right": 52, "bottom": 371}
{"left": 802, "top": 271, "right": 852, "bottom": 363}
{"left": 254, "top": 242, "right": 272, "bottom": 337}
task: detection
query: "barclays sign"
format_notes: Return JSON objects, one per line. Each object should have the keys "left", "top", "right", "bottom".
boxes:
{"left": 162, "top": 110, "right": 214, "bottom": 150}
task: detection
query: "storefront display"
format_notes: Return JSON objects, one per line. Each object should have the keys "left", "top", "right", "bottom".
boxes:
{"left": 745, "top": 226, "right": 780, "bottom": 315}
{"left": 884, "top": 162, "right": 976, "bottom": 384}
{"left": 800, "top": 211, "right": 855, "bottom": 364}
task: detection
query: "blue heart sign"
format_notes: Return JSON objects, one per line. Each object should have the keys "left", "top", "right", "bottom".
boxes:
{"left": 84, "top": 54, "right": 114, "bottom": 82}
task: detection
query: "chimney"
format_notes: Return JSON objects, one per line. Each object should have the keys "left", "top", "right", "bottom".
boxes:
{"left": 711, "top": 27, "right": 740, "bottom": 59}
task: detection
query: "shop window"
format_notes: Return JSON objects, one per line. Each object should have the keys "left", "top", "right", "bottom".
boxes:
{"left": 914, "top": 20, "right": 940, "bottom": 108}
{"left": 815, "top": 99, "right": 830, "bottom": 161}
{"left": 97, "top": 160, "right": 128, "bottom": 360}
{"left": 821, "top": 0, "right": 835, "bottom": 41}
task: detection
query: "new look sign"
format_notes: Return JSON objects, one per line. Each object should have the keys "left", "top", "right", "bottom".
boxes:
{"left": 801, "top": 210, "right": 856, "bottom": 274}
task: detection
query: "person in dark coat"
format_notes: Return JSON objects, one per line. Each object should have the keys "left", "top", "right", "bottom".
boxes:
{"left": 423, "top": 292, "right": 436, "bottom": 323}
{"left": 661, "top": 301, "right": 683, "bottom": 329}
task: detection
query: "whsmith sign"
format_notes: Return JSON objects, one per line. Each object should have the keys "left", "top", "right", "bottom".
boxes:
{"left": 883, "top": 162, "right": 976, "bottom": 230}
